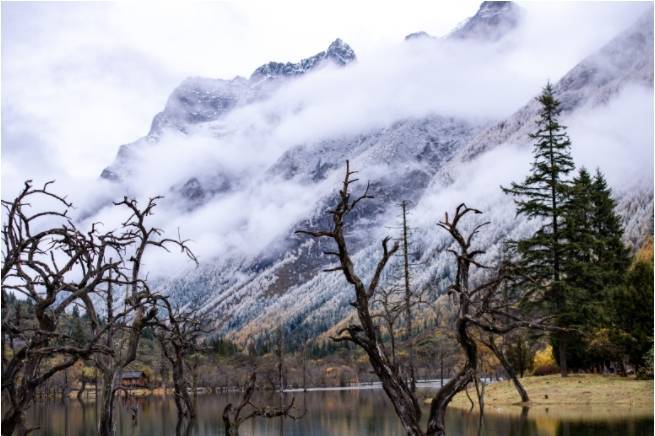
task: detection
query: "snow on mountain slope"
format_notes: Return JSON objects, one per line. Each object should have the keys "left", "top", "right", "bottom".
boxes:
{"left": 251, "top": 39, "right": 356, "bottom": 81}
{"left": 100, "top": 38, "right": 357, "bottom": 184}
{"left": 460, "top": 8, "right": 654, "bottom": 161}
{"left": 96, "top": 3, "right": 653, "bottom": 348}
{"left": 405, "top": 1, "right": 522, "bottom": 42}
{"left": 207, "top": 9, "right": 653, "bottom": 347}
{"left": 449, "top": 1, "right": 522, "bottom": 41}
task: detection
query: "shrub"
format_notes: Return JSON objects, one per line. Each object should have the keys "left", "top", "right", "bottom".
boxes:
{"left": 532, "top": 345, "right": 559, "bottom": 376}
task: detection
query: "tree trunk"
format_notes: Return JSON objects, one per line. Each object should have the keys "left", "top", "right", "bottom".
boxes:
{"left": 1, "top": 408, "right": 24, "bottom": 436}
{"left": 401, "top": 201, "right": 417, "bottom": 394}
{"left": 77, "top": 379, "right": 87, "bottom": 400}
{"left": 172, "top": 359, "right": 195, "bottom": 419}
{"left": 426, "top": 366, "right": 475, "bottom": 436}
{"left": 2, "top": 363, "right": 38, "bottom": 436}
{"left": 98, "top": 371, "right": 118, "bottom": 436}
{"left": 223, "top": 419, "right": 238, "bottom": 436}
{"left": 558, "top": 336, "right": 568, "bottom": 377}
{"left": 488, "top": 338, "right": 529, "bottom": 403}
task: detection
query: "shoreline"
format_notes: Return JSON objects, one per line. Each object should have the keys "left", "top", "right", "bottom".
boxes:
{"left": 443, "top": 374, "right": 654, "bottom": 419}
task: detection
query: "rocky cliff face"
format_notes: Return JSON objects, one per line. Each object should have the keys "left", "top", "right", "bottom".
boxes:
{"left": 100, "top": 38, "right": 357, "bottom": 184}
{"left": 99, "top": 3, "right": 653, "bottom": 348}
{"left": 251, "top": 38, "right": 356, "bottom": 80}
{"left": 449, "top": 1, "right": 522, "bottom": 41}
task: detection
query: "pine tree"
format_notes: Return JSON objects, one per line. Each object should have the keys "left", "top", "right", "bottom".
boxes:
{"left": 560, "top": 168, "right": 631, "bottom": 370}
{"left": 559, "top": 169, "right": 597, "bottom": 370}
{"left": 502, "top": 83, "right": 575, "bottom": 376}
{"left": 590, "top": 170, "right": 631, "bottom": 285}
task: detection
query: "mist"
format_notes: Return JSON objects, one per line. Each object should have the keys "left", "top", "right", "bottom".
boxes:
{"left": 2, "top": 2, "right": 652, "bottom": 280}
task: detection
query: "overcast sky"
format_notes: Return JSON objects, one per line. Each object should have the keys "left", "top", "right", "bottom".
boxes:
{"left": 2, "top": 1, "right": 651, "bottom": 279}
{"left": 2, "top": 1, "right": 648, "bottom": 199}
{"left": 1, "top": 1, "right": 478, "bottom": 193}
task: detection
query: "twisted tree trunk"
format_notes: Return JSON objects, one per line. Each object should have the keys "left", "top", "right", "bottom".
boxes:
{"left": 486, "top": 338, "right": 529, "bottom": 403}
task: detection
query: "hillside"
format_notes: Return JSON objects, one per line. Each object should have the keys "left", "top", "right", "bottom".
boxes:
{"left": 97, "top": 3, "right": 654, "bottom": 348}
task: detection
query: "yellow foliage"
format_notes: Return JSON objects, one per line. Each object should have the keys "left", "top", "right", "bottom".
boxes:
{"left": 81, "top": 366, "right": 98, "bottom": 378}
{"left": 533, "top": 345, "right": 557, "bottom": 374}
{"left": 633, "top": 236, "right": 653, "bottom": 266}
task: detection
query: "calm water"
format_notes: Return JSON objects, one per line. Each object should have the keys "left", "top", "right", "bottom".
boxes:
{"left": 26, "top": 389, "right": 653, "bottom": 436}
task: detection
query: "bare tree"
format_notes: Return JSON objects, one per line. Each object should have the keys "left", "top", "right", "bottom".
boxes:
{"left": 372, "top": 287, "right": 405, "bottom": 370}
{"left": 400, "top": 200, "right": 417, "bottom": 392}
{"left": 154, "top": 296, "right": 209, "bottom": 420}
{"left": 480, "top": 334, "right": 529, "bottom": 403}
{"left": 94, "top": 196, "right": 197, "bottom": 436}
{"left": 296, "top": 162, "right": 421, "bottom": 433}
{"left": 222, "top": 373, "right": 300, "bottom": 436}
{"left": 1, "top": 181, "right": 128, "bottom": 436}
{"left": 297, "top": 162, "right": 550, "bottom": 436}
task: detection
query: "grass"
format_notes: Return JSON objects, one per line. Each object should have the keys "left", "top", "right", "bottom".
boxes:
{"left": 437, "top": 374, "right": 654, "bottom": 419}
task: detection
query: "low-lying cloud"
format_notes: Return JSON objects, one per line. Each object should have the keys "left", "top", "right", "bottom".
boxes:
{"left": 2, "top": 2, "right": 652, "bottom": 279}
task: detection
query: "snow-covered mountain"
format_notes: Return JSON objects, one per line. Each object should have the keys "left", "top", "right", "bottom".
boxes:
{"left": 405, "top": 1, "right": 521, "bottom": 41}
{"left": 100, "top": 38, "right": 357, "bottom": 184}
{"left": 99, "top": 2, "right": 654, "bottom": 349}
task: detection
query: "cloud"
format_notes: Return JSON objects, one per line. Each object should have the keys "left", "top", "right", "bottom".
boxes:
{"left": 568, "top": 83, "right": 654, "bottom": 189}
{"left": 2, "top": 2, "right": 651, "bottom": 279}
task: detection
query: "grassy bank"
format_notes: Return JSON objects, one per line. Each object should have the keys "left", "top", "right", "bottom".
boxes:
{"left": 441, "top": 374, "right": 653, "bottom": 419}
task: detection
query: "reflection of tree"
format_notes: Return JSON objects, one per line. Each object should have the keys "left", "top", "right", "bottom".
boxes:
{"left": 221, "top": 373, "right": 302, "bottom": 436}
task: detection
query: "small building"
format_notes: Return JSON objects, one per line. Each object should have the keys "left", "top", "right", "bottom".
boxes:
{"left": 119, "top": 371, "right": 148, "bottom": 389}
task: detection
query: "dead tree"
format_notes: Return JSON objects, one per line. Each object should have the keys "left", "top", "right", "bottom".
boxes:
{"left": 154, "top": 296, "right": 209, "bottom": 420}
{"left": 1, "top": 181, "right": 127, "bottom": 436}
{"left": 372, "top": 287, "right": 405, "bottom": 371}
{"left": 480, "top": 335, "right": 529, "bottom": 403}
{"left": 297, "top": 162, "right": 550, "bottom": 436}
{"left": 296, "top": 162, "right": 422, "bottom": 433}
{"left": 91, "top": 196, "right": 197, "bottom": 436}
{"left": 275, "top": 325, "right": 285, "bottom": 392}
{"left": 400, "top": 200, "right": 417, "bottom": 393}
{"left": 222, "top": 373, "right": 300, "bottom": 436}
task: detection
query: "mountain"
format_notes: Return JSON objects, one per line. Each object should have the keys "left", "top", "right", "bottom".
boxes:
{"left": 251, "top": 38, "right": 356, "bottom": 80}
{"left": 404, "top": 1, "right": 522, "bottom": 41}
{"left": 99, "top": 3, "right": 653, "bottom": 349}
{"left": 448, "top": 1, "right": 522, "bottom": 41}
{"left": 100, "top": 38, "right": 357, "bottom": 184}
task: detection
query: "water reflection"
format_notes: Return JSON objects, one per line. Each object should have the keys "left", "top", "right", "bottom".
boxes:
{"left": 25, "top": 389, "right": 653, "bottom": 436}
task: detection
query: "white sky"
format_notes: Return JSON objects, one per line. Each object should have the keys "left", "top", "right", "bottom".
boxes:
{"left": 0, "top": 1, "right": 476, "bottom": 191}
{"left": 1, "top": 0, "right": 651, "bottom": 278}
{"left": 1, "top": 1, "right": 650, "bottom": 200}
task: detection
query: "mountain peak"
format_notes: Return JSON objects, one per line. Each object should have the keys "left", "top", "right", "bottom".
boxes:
{"left": 404, "top": 31, "right": 435, "bottom": 41}
{"left": 250, "top": 38, "right": 356, "bottom": 80}
{"left": 325, "top": 38, "right": 357, "bottom": 65}
{"left": 449, "top": 1, "right": 522, "bottom": 41}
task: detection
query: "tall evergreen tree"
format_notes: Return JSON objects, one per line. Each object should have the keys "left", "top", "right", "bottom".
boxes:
{"left": 559, "top": 168, "right": 597, "bottom": 370}
{"left": 590, "top": 170, "right": 631, "bottom": 285}
{"left": 550, "top": 167, "right": 631, "bottom": 371}
{"left": 502, "top": 83, "right": 575, "bottom": 376}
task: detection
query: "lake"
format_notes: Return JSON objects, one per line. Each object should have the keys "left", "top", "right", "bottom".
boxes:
{"left": 25, "top": 388, "right": 653, "bottom": 436}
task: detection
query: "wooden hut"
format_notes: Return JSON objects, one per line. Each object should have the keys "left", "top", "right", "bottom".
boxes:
{"left": 119, "top": 371, "right": 148, "bottom": 389}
